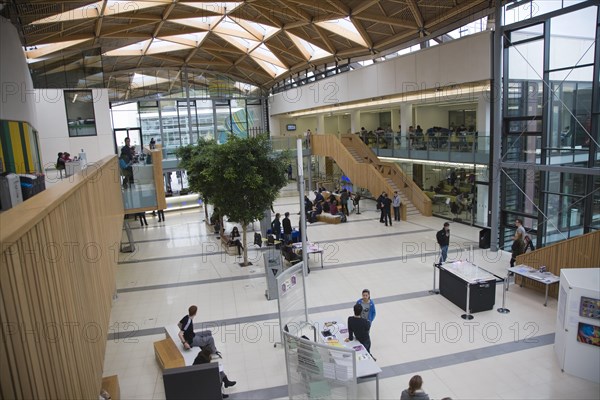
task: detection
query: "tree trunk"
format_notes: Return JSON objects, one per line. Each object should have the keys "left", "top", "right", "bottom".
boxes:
{"left": 203, "top": 197, "right": 209, "bottom": 221}
{"left": 242, "top": 225, "right": 248, "bottom": 266}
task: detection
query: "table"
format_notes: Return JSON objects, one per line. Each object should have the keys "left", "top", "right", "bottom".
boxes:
{"left": 508, "top": 265, "right": 560, "bottom": 306}
{"left": 314, "top": 319, "right": 382, "bottom": 399}
{"left": 438, "top": 261, "right": 498, "bottom": 319}
{"left": 293, "top": 242, "right": 324, "bottom": 268}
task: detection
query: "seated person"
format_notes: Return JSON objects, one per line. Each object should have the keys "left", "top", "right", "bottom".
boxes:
{"left": 229, "top": 226, "right": 244, "bottom": 255}
{"left": 400, "top": 375, "right": 430, "bottom": 400}
{"left": 304, "top": 195, "right": 313, "bottom": 211}
{"left": 178, "top": 305, "right": 221, "bottom": 357}
{"left": 193, "top": 347, "right": 236, "bottom": 398}
{"left": 330, "top": 200, "right": 339, "bottom": 215}
{"left": 281, "top": 241, "right": 302, "bottom": 264}
{"left": 56, "top": 152, "right": 66, "bottom": 170}
{"left": 309, "top": 201, "right": 323, "bottom": 222}
{"left": 62, "top": 152, "right": 72, "bottom": 162}
{"left": 314, "top": 190, "right": 324, "bottom": 203}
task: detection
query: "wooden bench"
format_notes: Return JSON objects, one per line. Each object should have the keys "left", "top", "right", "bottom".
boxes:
{"left": 154, "top": 338, "right": 185, "bottom": 370}
{"left": 316, "top": 214, "right": 342, "bottom": 224}
{"left": 101, "top": 375, "right": 120, "bottom": 400}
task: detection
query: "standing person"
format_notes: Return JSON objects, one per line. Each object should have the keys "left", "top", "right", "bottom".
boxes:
{"left": 510, "top": 231, "right": 525, "bottom": 268}
{"left": 376, "top": 192, "right": 386, "bottom": 223}
{"left": 193, "top": 347, "right": 236, "bottom": 399}
{"left": 382, "top": 193, "right": 392, "bottom": 226}
{"left": 340, "top": 189, "right": 349, "bottom": 216}
{"left": 515, "top": 218, "right": 534, "bottom": 252}
{"left": 287, "top": 164, "right": 293, "bottom": 180}
{"left": 137, "top": 212, "right": 148, "bottom": 226}
{"left": 121, "top": 137, "right": 134, "bottom": 184}
{"left": 149, "top": 137, "right": 156, "bottom": 149}
{"left": 271, "top": 213, "right": 281, "bottom": 240}
{"left": 436, "top": 222, "right": 450, "bottom": 264}
{"left": 400, "top": 375, "right": 430, "bottom": 400}
{"left": 178, "top": 305, "right": 221, "bottom": 357}
{"left": 157, "top": 209, "right": 165, "bottom": 222}
{"left": 392, "top": 191, "right": 402, "bottom": 222}
{"left": 356, "top": 289, "right": 376, "bottom": 324}
{"left": 305, "top": 129, "right": 312, "bottom": 148}
{"left": 344, "top": 304, "right": 373, "bottom": 359}
{"left": 282, "top": 212, "right": 293, "bottom": 243}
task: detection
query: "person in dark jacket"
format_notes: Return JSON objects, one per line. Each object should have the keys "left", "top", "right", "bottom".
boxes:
{"left": 345, "top": 304, "right": 372, "bottom": 356}
{"left": 193, "top": 347, "right": 236, "bottom": 398}
{"left": 436, "top": 222, "right": 450, "bottom": 264}
{"left": 382, "top": 193, "right": 392, "bottom": 226}
{"left": 510, "top": 231, "right": 525, "bottom": 268}
{"left": 271, "top": 213, "right": 281, "bottom": 240}
{"left": 376, "top": 192, "right": 386, "bottom": 222}
{"left": 282, "top": 212, "right": 293, "bottom": 243}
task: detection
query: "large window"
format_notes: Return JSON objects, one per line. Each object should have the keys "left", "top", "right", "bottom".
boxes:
{"left": 64, "top": 90, "right": 97, "bottom": 137}
{"left": 500, "top": 4, "right": 599, "bottom": 249}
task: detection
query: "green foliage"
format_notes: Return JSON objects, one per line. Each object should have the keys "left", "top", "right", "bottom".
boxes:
{"left": 176, "top": 134, "right": 290, "bottom": 226}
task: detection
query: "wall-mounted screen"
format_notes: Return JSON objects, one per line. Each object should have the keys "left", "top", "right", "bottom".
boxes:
{"left": 286, "top": 124, "right": 297, "bottom": 131}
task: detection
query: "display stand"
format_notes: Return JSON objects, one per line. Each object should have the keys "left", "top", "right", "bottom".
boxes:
{"left": 275, "top": 262, "right": 311, "bottom": 347}
{"left": 461, "top": 283, "right": 474, "bottom": 320}
{"left": 497, "top": 278, "right": 510, "bottom": 314}
{"left": 429, "top": 263, "right": 440, "bottom": 294}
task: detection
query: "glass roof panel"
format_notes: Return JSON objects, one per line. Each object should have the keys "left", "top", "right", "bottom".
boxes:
{"left": 103, "top": 40, "right": 150, "bottom": 56}
{"left": 131, "top": 73, "right": 170, "bottom": 88}
{"left": 160, "top": 32, "right": 209, "bottom": 48}
{"left": 24, "top": 38, "right": 91, "bottom": 61}
{"left": 146, "top": 39, "right": 192, "bottom": 55}
{"left": 172, "top": 16, "right": 223, "bottom": 31}
{"left": 181, "top": 2, "right": 243, "bottom": 15}
{"left": 316, "top": 17, "right": 368, "bottom": 47}
{"left": 212, "top": 16, "right": 258, "bottom": 40}
{"left": 30, "top": 1, "right": 168, "bottom": 24}
{"left": 235, "top": 19, "right": 279, "bottom": 41}
{"left": 287, "top": 33, "right": 331, "bottom": 61}
{"left": 215, "top": 33, "right": 260, "bottom": 52}
{"left": 250, "top": 44, "right": 285, "bottom": 67}
{"left": 250, "top": 56, "right": 287, "bottom": 78}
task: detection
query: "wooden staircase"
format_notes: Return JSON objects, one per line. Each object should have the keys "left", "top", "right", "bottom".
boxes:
{"left": 311, "top": 134, "right": 432, "bottom": 220}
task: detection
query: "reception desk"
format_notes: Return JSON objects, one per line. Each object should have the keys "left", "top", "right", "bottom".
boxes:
{"left": 439, "top": 261, "right": 497, "bottom": 316}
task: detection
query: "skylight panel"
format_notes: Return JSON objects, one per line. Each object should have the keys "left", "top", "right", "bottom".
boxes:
{"left": 172, "top": 16, "right": 223, "bottom": 31}
{"left": 212, "top": 16, "right": 258, "bottom": 41}
{"left": 103, "top": 40, "right": 150, "bottom": 56}
{"left": 131, "top": 73, "right": 169, "bottom": 88}
{"left": 215, "top": 33, "right": 260, "bottom": 52}
{"left": 316, "top": 17, "right": 368, "bottom": 47}
{"left": 286, "top": 32, "right": 331, "bottom": 61}
{"left": 24, "top": 38, "right": 90, "bottom": 61}
{"left": 250, "top": 44, "right": 286, "bottom": 68}
{"left": 250, "top": 57, "right": 287, "bottom": 78}
{"left": 181, "top": 2, "right": 242, "bottom": 15}
{"left": 146, "top": 39, "right": 191, "bottom": 55}
{"left": 30, "top": 1, "right": 168, "bottom": 24}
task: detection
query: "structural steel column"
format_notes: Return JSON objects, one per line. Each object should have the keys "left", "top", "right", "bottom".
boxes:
{"left": 490, "top": 1, "right": 503, "bottom": 252}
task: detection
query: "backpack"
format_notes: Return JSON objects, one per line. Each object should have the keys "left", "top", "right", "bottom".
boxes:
{"left": 119, "top": 158, "right": 128, "bottom": 169}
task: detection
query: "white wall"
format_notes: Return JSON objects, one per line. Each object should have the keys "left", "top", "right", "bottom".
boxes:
{"left": 359, "top": 113, "right": 380, "bottom": 131}
{"left": 269, "top": 32, "right": 492, "bottom": 116}
{"left": 35, "top": 89, "right": 114, "bottom": 167}
{"left": 278, "top": 117, "right": 316, "bottom": 136}
{"left": 414, "top": 106, "right": 448, "bottom": 129}
{"left": 0, "top": 17, "right": 37, "bottom": 127}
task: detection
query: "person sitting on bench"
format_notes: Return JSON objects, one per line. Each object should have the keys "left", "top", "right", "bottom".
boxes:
{"left": 178, "top": 305, "right": 221, "bottom": 358}
{"left": 193, "top": 347, "right": 236, "bottom": 399}
{"left": 229, "top": 226, "right": 244, "bottom": 255}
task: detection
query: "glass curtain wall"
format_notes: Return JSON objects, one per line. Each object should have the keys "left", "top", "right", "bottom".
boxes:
{"left": 501, "top": 4, "right": 599, "bottom": 249}
{"left": 111, "top": 98, "right": 263, "bottom": 157}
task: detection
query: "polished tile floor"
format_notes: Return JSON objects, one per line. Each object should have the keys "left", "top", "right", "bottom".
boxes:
{"left": 104, "top": 188, "right": 600, "bottom": 400}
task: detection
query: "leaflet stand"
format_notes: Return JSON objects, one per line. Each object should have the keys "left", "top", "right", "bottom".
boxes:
{"left": 429, "top": 263, "right": 440, "bottom": 294}
{"left": 497, "top": 278, "right": 510, "bottom": 314}
{"left": 461, "top": 283, "right": 474, "bottom": 320}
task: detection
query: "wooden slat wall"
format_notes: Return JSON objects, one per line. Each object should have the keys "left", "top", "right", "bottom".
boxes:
{"left": 312, "top": 134, "right": 432, "bottom": 219}
{"left": 0, "top": 156, "right": 124, "bottom": 399}
{"left": 515, "top": 230, "right": 600, "bottom": 298}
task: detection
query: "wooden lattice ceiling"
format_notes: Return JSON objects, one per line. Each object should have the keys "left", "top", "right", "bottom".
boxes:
{"left": 4, "top": 0, "right": 496, "bottom": 98}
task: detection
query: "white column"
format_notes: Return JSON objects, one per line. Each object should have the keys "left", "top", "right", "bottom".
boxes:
{"left": 400, "top": 103, "right": 413, "bottom": 135}
{"left": 350, "top": 110, "right": 360, "bottom": 133}
{"left": 391, "top": 108, "right": 401, "bottom": 132}
{"left": 315, "top": 114, "right": 325, "bottom": 135}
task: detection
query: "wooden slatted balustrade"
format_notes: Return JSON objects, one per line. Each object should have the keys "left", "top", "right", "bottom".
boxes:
{"left": 515, "top": 230, "right": 600, "bottom": 298}
{"left": 0, "top": 156, "right": 124, "bottom": 399}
